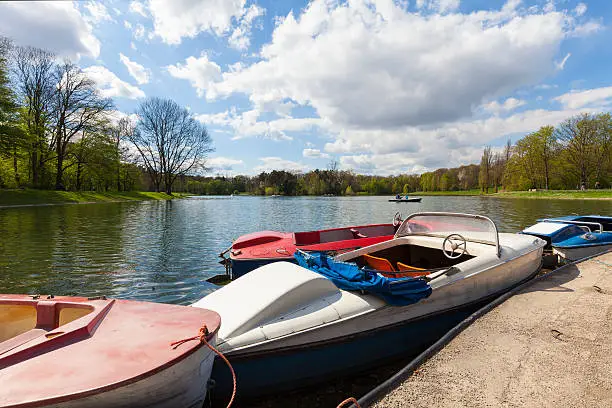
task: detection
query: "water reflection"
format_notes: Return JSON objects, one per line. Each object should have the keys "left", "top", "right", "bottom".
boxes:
{"left": 0, "top": 196, "right": 609, "bottom": 304}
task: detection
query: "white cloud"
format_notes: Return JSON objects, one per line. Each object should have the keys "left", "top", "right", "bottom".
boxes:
{"left": 83, "top": 66, "right": 145, "bottom": 99}
{"left": 129, "top": 1, "right": 148, "bottom": 17}
{"left": 303, "top": 148, "right": 330, "bottom": 159}
{"left": 167, "top": 54, "right": 222, "bottom": 98}
{"left": 574, "top": 3, "right": 587, "bottom": 17}
{"left": 148, "top": 0, "right": 254, "bottom": 45}
{"left": 207, "top": 157, "right": 244, "bottom": 172}
{"left": 569, "top": 20, "right": 603, "bottom": 37}
{"left": 119, "top": 53, "right": 151, "bottom": 85}
{"left": 0, "top": 2, "right": 100, "bottom": 59}
{"left": 555, "top": 52, "right": 571, "bottom": 70}
{"left": 228, "top": 4, "right": 265, "bottom": 50}
{"left": 417, "top": 0, "right": 461, "bottom": 13}
{"left": 113, "top": 7, "right": 122, "bottom": 16}
{"left": 195, "top": 108, "right": 323, "bottom": 141}
{"left": 253, "top": 157, "right": 308, "bottom": 173}
{"left": 482, "top": 97, "right": 526, "bottom": 115}
{"left": 207, "top": 0, "right": 588, "bottom": 130}
{"left": 553, "top": 86, "right": 612, "bottom": 110}
{"left": 85, "top": 1, "right": 114, "bottom": 24}
{"left": 131, "top": 42, "right": 137, "bottom": 51}
{"left": 124, "top": 20, "right": 132, "bottom": 29}
{"left": 133, "top": 23, "right": 146, "bottom": 40}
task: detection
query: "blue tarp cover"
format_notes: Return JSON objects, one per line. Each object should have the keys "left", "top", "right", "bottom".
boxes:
{"left": 294, "top": 250, "right": 432, "bottom": 306}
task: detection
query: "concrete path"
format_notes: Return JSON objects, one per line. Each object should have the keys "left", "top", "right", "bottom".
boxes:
{"left": 374, "top": 251, "right": 612, "bottom": 408}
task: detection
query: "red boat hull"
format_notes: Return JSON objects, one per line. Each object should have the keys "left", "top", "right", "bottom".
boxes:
{"left": 227, "top": 223, "right": 396, "bottom": 278}
{"left": 0, "top": 295, "right": 220, "bottom": 408}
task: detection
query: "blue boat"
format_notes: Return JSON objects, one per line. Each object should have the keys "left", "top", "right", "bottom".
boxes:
{"left": 522, "top": 215, "right": 612, "bottom": 262}
{"left": 194, "top": 212, "right": 545, "bottom": 401}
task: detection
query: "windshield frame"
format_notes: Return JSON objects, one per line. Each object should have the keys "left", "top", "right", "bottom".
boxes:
{"left": 395, "top": 212, "right": 501, "bottom": 257}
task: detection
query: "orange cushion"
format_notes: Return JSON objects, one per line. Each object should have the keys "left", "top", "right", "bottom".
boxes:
{"left": 395, "top": 262, "right": 429, "bottom": 277}
{"left": 362, "top": 254, "right": 395, "bottom": 272}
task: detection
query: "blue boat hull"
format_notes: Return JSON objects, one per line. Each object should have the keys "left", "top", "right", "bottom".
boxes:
{"left": 230, "top": 257, "right": 297, "bottom": 279}
{"left": 209, "top": 296, "right": 489, "bottom": 402}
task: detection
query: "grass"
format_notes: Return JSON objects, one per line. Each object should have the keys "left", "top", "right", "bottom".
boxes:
{"left": 413, "top": 189, "right": 611, "bottom": 199}
{"left": 0, "top": 189, "right": 191, "bottom": 207}
{"left": 494, "top": 189, "right": 612, "bottom": 200}
{"left": 414, "top": 189, "right": 482, "bottom": 196}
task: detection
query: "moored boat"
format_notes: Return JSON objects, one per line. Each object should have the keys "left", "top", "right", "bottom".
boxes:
{"left": 388, "top": 197, "right": 422, "bottom": 202}
{"left": 522, "top": 215, "right": 612, "bottom": 262}
{"left": 195, "top": 212, "right": 546, "bottom": 402}
{"left": 221, "top": 213, "right": 403, "bottom": 279}
{"left": 0, "top": 294, "right": 221, "bottom": 408}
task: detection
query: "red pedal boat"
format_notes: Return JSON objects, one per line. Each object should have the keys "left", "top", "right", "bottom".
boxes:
{"left": 0, "top": 294, "right": 221, "bottom": 408}
{"left": 220, "top": 213, "right": 403, "bottom": 279}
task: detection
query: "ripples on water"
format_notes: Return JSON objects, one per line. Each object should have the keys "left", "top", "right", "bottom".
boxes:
{"left": 0, "top": 196, "right": 609, "bottom": 304}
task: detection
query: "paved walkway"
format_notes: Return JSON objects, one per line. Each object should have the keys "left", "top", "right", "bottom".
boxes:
{"left": 374, "top": 251, "right": 612, "bottom": 408}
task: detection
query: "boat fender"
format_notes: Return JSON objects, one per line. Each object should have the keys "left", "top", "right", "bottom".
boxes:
{"left": 170, "top": 324, "right": 237, "bottom": 408}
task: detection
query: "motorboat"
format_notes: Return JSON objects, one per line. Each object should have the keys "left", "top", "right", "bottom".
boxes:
{"left": 219, "top": 213, "right": 403, "bottom": 279}
{"left": 388, "top": 197, "right": 422, "bottom": 202}
{"left": 194, "top": 212, "right": 546, "bottom": 401}
{"left": 0, "top": 294, "right": 221, "bottom": 408}
{"left": 522, "top": 215, "right": 612, "bottom": 262}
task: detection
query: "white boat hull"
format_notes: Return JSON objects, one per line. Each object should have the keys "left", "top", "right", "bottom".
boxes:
{"left": 554, "top": 244, "right": 612, "bottom": 262}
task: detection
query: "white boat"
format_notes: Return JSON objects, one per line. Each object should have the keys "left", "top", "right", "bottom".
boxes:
{"left": 194, "top": 212, "right": 546, "bottom": 400}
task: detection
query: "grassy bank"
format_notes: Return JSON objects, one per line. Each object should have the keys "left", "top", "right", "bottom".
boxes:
{"left": 0, "top": 189, "right": 191, "bottom": 207}
{"left": 493, "top": 190, "right": 612, "bottom": 200}
{"left": 415, "top": 189, "right": 482, "bottom": 196}
{"left": 413, "top": 189, "right": 612, "bottom": 199}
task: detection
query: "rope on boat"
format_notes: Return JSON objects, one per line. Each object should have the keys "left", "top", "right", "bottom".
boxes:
{"left": 336, "top": 397, "right": 361, "bottom": 408}
{"left": 171, "top": 325, "right": 236, "bottom": 408}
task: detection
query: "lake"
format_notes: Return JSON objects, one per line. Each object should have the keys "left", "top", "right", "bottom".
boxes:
{"left": 1, "top": 195, "right": 610, "bottom": 304}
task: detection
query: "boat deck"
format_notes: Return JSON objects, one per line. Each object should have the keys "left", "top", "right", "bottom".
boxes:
{"left": 373, "top": 250, "right": 612, "bottom": 408}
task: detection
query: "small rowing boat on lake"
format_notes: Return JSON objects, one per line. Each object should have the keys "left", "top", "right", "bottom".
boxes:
{"left": 388, "top": 197, "right": 422, "bottom": 202}
{"left": 0, "top": 295, "right": 221, "bottom": 408}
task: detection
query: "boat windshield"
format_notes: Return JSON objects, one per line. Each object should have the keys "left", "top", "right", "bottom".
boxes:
{"left": 395, "top": 212, "right": 500, "bottom": 256}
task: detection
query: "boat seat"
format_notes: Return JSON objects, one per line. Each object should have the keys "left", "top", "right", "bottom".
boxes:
{"left": 0, "top": 328, "right": 47, "bottom": 356}
{"left": 394, "top": 262, "right": 430, "bottom": 278}
{"left": 362, "top": 254, "right": 395, "bottom": 272}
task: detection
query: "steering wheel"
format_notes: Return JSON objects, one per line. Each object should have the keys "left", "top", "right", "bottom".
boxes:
{"left": 442, "top": 234, "right": 467, "bottom": 259}
{"left": 393, "top": 212, "right": 403, "bottom": 227}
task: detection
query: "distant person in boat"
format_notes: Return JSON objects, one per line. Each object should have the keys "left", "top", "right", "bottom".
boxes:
{"left": 405, "top": 195, "right": 410, "bottom": 199}
{"left": 396, "top": 194, "right": 401, "bottom": 199}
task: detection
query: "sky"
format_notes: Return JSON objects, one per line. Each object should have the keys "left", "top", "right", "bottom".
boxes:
{"left": 0, "top": 0, "right": 610, "bottom": 176}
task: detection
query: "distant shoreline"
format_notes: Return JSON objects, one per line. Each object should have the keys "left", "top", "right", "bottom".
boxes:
{"left": 0, "top": 190, "right": 191, "bottom": 208}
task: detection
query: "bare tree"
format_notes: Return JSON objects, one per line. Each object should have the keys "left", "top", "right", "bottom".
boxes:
{"left": 52, "top": 60, "right": 113, "bottom": 189}
{"left": 113, "top": 116, "right": 136, "bottom": 191}
{"left": 13, "top": 46, "right": 56, "bottom": 186}
{"left": 129, "top": 97, "right": 213, "bottom": 194}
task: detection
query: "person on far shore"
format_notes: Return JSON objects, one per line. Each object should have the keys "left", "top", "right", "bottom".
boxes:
{"left": 396, "top": 193, "right": 401, "bottom": 199}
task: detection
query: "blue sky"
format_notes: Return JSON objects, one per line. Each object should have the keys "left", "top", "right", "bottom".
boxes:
{"left": 1, "top": 0, "right": 610, "bottom": 175}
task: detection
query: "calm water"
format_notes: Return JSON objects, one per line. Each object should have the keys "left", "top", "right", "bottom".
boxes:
{"left": 1, "top": 196, "right": 610, "bottom": 304}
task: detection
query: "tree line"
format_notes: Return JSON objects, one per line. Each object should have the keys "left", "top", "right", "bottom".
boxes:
{"left": 0, "top": 37, "right": 212, "bottom": 194}
{"left": 187, "top": 113, "right": 611, "bottom": 196}
{"left": 2, "top": 38, "right": 609, "bottom": 196}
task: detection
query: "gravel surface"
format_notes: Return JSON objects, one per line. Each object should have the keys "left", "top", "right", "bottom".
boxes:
{"left": 374, "top": 251, "right": 612, "bottom": 408}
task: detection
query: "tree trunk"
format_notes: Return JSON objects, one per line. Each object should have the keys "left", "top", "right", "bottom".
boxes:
{"left": 13, "top": 145, "right": 20, "bottom": 186}
{"left": 31, "top": 151, "right": 38, "bottom": 186}
{"left": 55, "top": 143, "right": 64, "bottom": 190}
{"left": 76, "top": 161, "right": 82, "bottom": 190}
